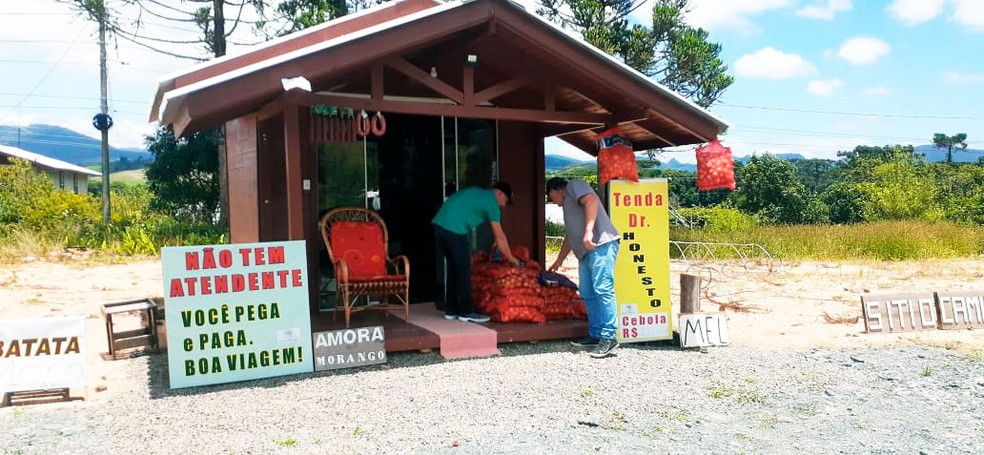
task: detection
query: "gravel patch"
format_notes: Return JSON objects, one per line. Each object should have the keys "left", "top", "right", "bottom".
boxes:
{"left": 2, "top": 343, "right": 982, "bottom": 454}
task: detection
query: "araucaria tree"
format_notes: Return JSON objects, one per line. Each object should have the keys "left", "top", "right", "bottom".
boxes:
{"left": 932, "top": 133, "right": 968, "bottom": 164}
{"left": 537, "top": 0, "right": 733, "bottom": 108}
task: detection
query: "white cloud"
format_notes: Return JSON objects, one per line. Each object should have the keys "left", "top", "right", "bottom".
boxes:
{"left": 837, "top": 37, "right": 891, "bottom": 65}
{"left": 734, "top": 47, "right": 816, "bottom": 79}
{"left": 887, "top": 0, "right": 944, "bottom": 26}
{"left": 944, "top": 71, "right": 984, "bottom": 83}
{"left": 679, "top": 0, "right": 792, "bottom": 32}
{"left": 807, "top": 78, "right": 844, "bottom": 96}
{"left": 795, "top": 0, "right": 853, "bottom": 20}
{"left": 544, "top": 137, "right": 595, "bottom": 161}
{"left": 950, "top": 0, "right": 984, "bottom": 31}
{"left": 862, "top": 86, "right": 892, "bottom": 96}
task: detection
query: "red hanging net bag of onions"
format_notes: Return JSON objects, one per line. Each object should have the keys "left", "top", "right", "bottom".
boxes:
{"left": 695, "top": 139, "right": 735, "bottom": 191}
{"left": 594, "top": 127, "right": 639, "bottom": 187}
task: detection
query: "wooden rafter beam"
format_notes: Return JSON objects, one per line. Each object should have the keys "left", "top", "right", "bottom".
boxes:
{"left": 386, "top": 57, "right": 463, "bottom": 104}
{"left": 463, "top": 65, "right": 474, "bottom": 106}
{"left": 645, "top": 108, "right": 709, "bottom": 142}
{"left": 474, "top": 78, "right": 524, "bottom": 104}
{"left": 370, "top": 63, "right": 384, "bottom": 102}
{"left": 303, "top": 92, "right": 610, "bottom": 125}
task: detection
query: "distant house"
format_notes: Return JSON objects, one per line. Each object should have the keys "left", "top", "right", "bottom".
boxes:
{"left": 0, "top": 145, "right": 101, "bottom": 195}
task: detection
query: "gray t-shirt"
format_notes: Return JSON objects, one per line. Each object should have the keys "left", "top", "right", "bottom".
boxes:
{"left": 562, "top": 179, "right": 620, "bottom": 260}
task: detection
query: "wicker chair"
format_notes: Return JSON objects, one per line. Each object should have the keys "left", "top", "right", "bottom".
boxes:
{"left": 319, "top": 207, "right": 410, "bottom": 327}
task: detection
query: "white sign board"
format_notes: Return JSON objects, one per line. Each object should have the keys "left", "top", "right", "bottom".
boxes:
{"left": 312, "top": 326, "right": 387, "bottom": 371}
{"left": 0, "top": 316, "right": 88, "bottom": 394}
{"left": 679, "top": 313, "right": 730, "bottom": 348}
{"left": 162, "top": 241, "right": 314, "bottom": 389}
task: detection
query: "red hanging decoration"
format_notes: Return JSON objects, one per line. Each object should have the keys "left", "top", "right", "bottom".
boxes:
{"left": 594, "top": 127, "right": 638, "bottom": 187}
{"left": 695, "top": 139, "right": 736, "bottom": 191}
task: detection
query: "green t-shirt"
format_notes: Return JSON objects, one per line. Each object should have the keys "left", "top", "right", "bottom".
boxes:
{"left": 431, "top": 187, "right": 501, "bottom": 235}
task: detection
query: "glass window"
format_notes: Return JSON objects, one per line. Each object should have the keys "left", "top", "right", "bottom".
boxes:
{"left": 317, "top": 139, "right": 378, "bottom": 212}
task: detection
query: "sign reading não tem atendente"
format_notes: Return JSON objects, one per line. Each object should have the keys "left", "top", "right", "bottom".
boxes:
{"left": 162, "top": 241, "right": 313, "bottom": 389}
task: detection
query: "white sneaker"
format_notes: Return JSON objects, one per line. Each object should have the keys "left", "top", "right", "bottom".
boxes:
{"left": 457, "top": 312, "right": 491, "bottom": 323}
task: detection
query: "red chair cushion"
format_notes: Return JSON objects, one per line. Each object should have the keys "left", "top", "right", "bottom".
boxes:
{"left": 330, "top": 221, "right": 387, "bottom": 281}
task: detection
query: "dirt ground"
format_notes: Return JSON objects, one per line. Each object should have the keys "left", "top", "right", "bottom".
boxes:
{"left": 1, "top": 255, "right": 981, "bottom": 403}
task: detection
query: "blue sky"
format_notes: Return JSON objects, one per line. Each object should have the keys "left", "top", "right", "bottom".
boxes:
{"left": 1, "top": 0, "right": 982, "bottom": 164}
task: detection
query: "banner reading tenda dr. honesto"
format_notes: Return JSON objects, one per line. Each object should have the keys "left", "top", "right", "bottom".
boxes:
{"left": 609, "top": 179, "right": 673, "bottom": 343}
{"left": 161, "top": 241, "right": 313, "bottom": 389}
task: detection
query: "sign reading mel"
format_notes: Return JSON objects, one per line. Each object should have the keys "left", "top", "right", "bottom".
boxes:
{"left": 861, "top": 291, "right": 984, "bottom": 333}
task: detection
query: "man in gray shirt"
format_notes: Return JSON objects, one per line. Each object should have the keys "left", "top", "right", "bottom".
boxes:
{"left": 546, "top": 177, "right": 620, "bottom": 358}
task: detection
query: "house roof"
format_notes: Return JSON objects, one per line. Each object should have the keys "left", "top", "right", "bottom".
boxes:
{"left": 0, "top": 145, "right": 102, "bottom": 176}
{"left": 151, "top": 0, "right": 729, "bottom": 152}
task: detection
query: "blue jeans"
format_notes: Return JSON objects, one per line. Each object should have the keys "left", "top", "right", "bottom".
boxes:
{"left": 578, "top": 240, "right": 618, "bottom": 340}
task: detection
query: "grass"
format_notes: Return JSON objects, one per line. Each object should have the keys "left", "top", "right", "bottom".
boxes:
{"left": 707, "top": 379, "right": 767, "bottom": 404}
{"left": 273, "top": 437, "right": 297, "bottom": 447}
{"left": 671, "top": 220, "right": 983, "bottom": 261}
{"left": 110, "top": 169, "right": 146, "bottom": 184}
{"left": 969, "top": 350, "right": 984, "bottom": 362}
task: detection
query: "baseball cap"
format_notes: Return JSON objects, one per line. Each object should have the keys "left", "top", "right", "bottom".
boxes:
{"left": 492, "top": 181, "right": 514, "bottom": 205}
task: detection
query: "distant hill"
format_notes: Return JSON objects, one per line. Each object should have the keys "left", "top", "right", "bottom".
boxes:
{"left": 545, "top": 154, "right": 587, "bottom": 172}
{"left": 914, "top": 144, "right": 982, "bottom": 163}
{"left": 0, "top": 124, "right": 152, "bottom": 166}
{"left": 547, "top": 145, "right": 981, "bottom": 175}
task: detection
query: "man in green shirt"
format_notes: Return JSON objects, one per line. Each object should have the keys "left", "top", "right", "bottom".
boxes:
{"left": 432, "top": 181, "right": 521, "bottom": 322}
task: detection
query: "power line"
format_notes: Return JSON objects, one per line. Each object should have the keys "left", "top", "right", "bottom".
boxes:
{"left": 0, "top": 92, "right": 147, "bottom": 105}
{"left": 718, "top": 103, "right": 984, "bottom": 121}
{"left": 0, "top": 27, "right": 89, "bottom": 126}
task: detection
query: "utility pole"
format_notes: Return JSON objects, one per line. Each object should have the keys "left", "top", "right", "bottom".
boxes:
{"left": 98, "top": 6, "right": 111, "bottom": 223}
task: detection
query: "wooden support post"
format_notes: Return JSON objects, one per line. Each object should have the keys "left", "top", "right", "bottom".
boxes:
{"left": 680, "top": 274, "right": 701, "bottom": 314}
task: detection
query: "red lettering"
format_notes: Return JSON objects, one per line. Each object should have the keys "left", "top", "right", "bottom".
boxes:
{"left": 238, "top": 248, "right": 252, "bottom": 266}
{"left": 219, "top": 249, "right": 233, "bottom": 268}
{"left": 268, "top": 247, "right": 286, "bottom": 264}
{"left": 261, "top": 271, "right": 275, "bottom": 289}
{"left": 292, "top": 269, "right": 303, "bottom": 287}
{"left": 214, "top": 275, "right": 228, "bottom": 293}
{"left": 185, "top": 252, "right": 199, "bottom": 270}
{"left": 277, "top": 270, "right": 290, "bottom": 287}
{"left": 183, "top": 277, "right": 198, "bottom": 296}
{"left": 254, "top": 247, "right": 266, "bottom": 265}
{"left": 248, "top": 272, "right": 259, "bottom": 291}
{"left": 170, "top": 279, "right": 185, "bottom": 297}
{"left": 202, "top": 248, "right": 217, "bottom": 269}
{"left": 232, "top": 274, "right": 245, "bottom": 292}
{"left": 201, "top": 276, "right": 212, "bottom": 295}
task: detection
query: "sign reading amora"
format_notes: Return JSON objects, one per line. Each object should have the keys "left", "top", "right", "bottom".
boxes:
{"left": 0, "top": 316, "right": 87, "bottom": 394}
{"left": 609, "top": 179, "right": 673, "bottom": 342}
{"left": 312, "top": 326, "right": 387, "bottom": 371}
{"left": 162, "top": 241, "right": 313, "bottom": 389}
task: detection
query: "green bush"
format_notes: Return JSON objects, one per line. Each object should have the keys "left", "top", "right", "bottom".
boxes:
{"left": 676, "top": 206, "right": 758, "bottom": 233}
{"left": 671, "top": 220, "right": 982, "bottom": 261}
{"left": 545, "top": 219, "right": 565, "bottom": 237}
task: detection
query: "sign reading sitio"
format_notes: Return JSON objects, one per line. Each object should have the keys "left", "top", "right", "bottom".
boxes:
{"left": 312, "top": 326, "right": 387, "bottom": 371}
{"left": 0, "top": 316, "right": 87, "bottom": 394}
{"left": 861, "top": 291, "right": 983, "bottom": 333}
{"left": 609, "top": 179, "right": 673, "bottom": 343}
{"left": 162, "top": 241, "right": 314, "bottom": 389}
